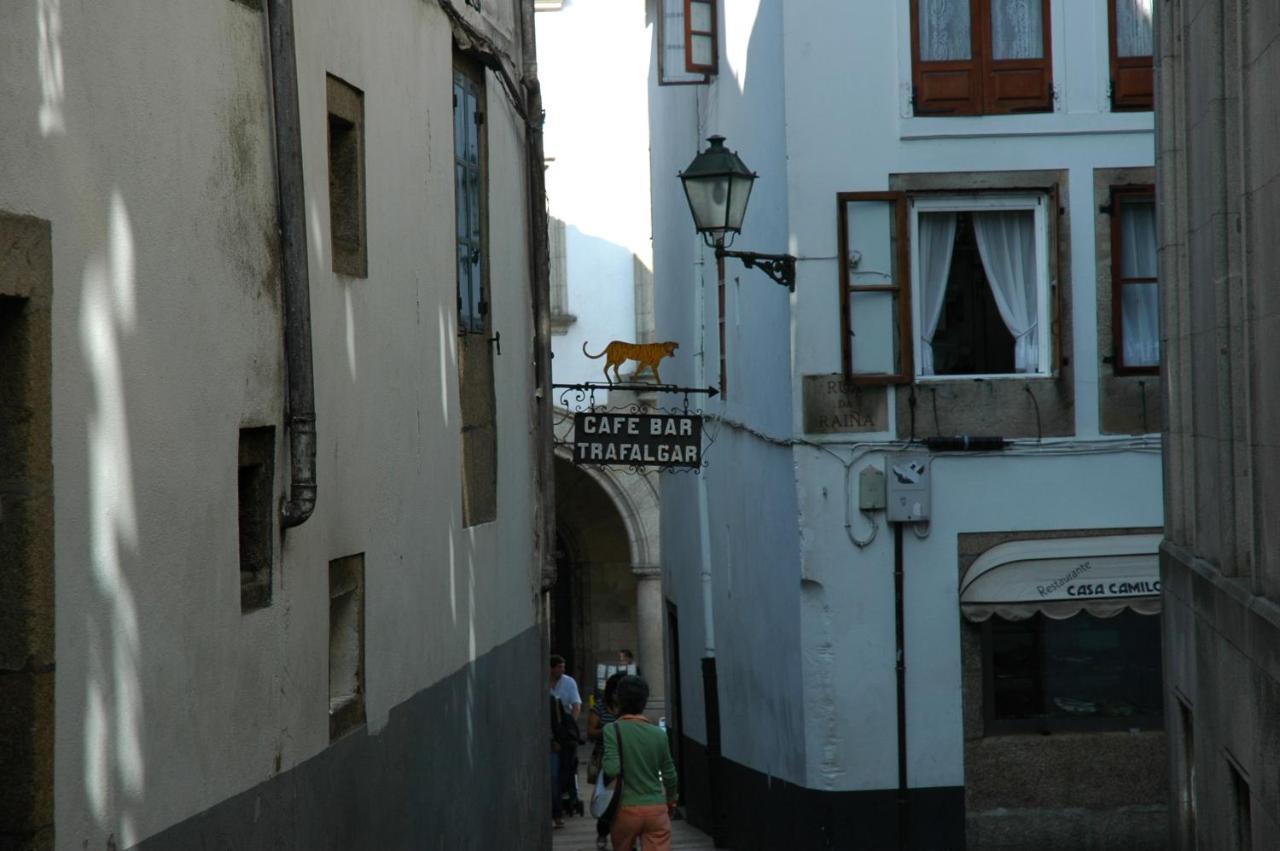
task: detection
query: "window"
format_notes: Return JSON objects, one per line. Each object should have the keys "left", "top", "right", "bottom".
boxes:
{"left": 1110, "top": 187, "right": 1158, "bottom": 373}
{"left": 1109, "top": 0, "right": 1154, "bottom": 111}
{"left": 983, "top": 609, "right": 1163, "bottom": 734}
{"left": 910, "top": 0, "right": 1053, "bottom": 116}
{"left": 454, "top": 54, "right": 497, "bottom": 527}
{"left": 326, "top": 74, "right": 366, "bottom": 278}
{"left": 238, "top": 426, "right": 275, "bottom": 612}
{"left": 839, "top": 191, "right": 1054, "bottom": 382}
{"left": 454, "top": 61, "right": 487, "bottom": 333}
{"left": 1228, "top": 758, "right": 1252, "bottom": 850}
{"left": 658, "top": 0, "right": 714, "bottom": 84}
{"left": 329, "top": 553, "right": 365, "bottom": 740}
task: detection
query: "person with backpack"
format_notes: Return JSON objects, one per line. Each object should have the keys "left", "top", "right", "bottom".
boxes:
{"left": 601, "top": 675, "right": 678, "bottom": 851}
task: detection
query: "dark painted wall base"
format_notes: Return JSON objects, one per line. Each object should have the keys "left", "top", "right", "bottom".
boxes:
{"left": 677, "top": 734, "right": 964, "bottom": 850}
{"left": 133, "top": 626, "right": 546, "bottom": 851}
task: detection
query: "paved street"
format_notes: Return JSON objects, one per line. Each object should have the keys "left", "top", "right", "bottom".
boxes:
{"left": 553, "top": 745, "right": 715, "bottom": 850}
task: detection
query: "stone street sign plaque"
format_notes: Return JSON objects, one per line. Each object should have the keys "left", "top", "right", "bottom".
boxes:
{"left": 573, "top": 412, "right": 702, "bottom": 468}
{"left": 802, "top": 375, "right": 888, "bottom": 434}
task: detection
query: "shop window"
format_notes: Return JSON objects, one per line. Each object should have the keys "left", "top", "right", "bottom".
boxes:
{"left": 1110, "top": 186, "right": 1158, "bottom": 374}
{"left": 838, "top": 191, "right": 1055, "bottom": 383}
{"left": 982, "top": 609, "right": 1163, "bottom": 734}
{"left": 327, "top": 74, "right": 367, "bottom": 278}
{"left": 658, "top": 0, "right": 714, "bottom": 84}
{"left": 910, "top": 0, "right": 1053, "bottom": 116}
{"left": 1109, "top": 0, "right": 1154, "bottom": 111}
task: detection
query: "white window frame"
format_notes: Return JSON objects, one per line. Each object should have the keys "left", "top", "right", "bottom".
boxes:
{"left": 909, "top": 193, "right": 1052, "bottom": 380}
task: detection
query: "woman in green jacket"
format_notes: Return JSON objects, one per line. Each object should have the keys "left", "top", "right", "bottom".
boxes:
{"left": 602, "top": 675, "right": 678, "bottom": 851}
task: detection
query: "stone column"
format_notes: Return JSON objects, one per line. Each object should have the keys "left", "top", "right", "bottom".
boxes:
{"left": 633, "top": 564, "right": 666, "bottom": 717}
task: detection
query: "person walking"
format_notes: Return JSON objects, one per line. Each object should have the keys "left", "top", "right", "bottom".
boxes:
{"left": 602, "top": 675, "right": 678, "bottom": 851}
{"left": 588, "top": 672, "right": 623, "bottom": 849}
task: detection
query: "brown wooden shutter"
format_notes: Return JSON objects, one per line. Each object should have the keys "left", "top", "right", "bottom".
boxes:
{"left": 980, "top": 0, "right": 1053, "bottom": 114}
{"left": 684, "top": 0, "right": 717, "bottom": 75}
{"left": 837, "top": 192, "right": 913, "bottom": 384}
{"left": 1109, "top": 0, "right": 1153, "bottom": 110}
{"left": 911, "top": 0, "right": 983, "bottom": 116}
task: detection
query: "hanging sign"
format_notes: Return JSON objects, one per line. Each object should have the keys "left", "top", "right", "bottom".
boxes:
{"left": 573, "top": 412, "right": 702, "bottom": 468}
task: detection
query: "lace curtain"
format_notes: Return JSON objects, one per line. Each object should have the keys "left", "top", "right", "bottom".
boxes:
{"left": 990, "top": 0, "right": 1044, "bottom": 60}
{"left": 918, "top": 213, "right": 958, "bottom": 375}
{"left": 1120, "top": 200, "right": 1159, "bottom": 367}
{"left": 973, "top": 210, "right": 1040, "bottom": 373}
{"left": 918, "top": 0, "right": 971, "bottom": 61}
{"left": 1116, "top": 0, "right": 1154, "bottom": 58}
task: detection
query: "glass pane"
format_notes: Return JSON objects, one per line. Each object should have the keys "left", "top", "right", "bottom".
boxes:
{"left": 684, "top": 178, "right": 729, "bottom": 234}
{"left": 453, "top": 81, "right": 466, "bottom": 153}
{"left": 455, "top": 165, "right": 467, "bottom": 238}
{"left": 1116, "top": 0, "right": 1154, "bottom": 58}
{"left": 690, "top": 34, "right": 714, "bottom": 68}
{"left": 918, "top": 0, "right": 971, "bottom": 62}
{"left": 1121, "top": 283, "right": 1160, "bottom": 367}
{"left": 991, "top": 612, "right": 1164, "bottom": 722}
{"left": 850, "top": 291, "right": 897, "bottom": 375}
{"left": 846, "top": 200, "right": 896, "bottom": 286}
{"left": 991, "top": 0, "right": 1044, "bottom": 60}
{"left": 457, "top": 247, "right": 473, "bottom": 325}
{"left": 464, "top": 89, "right": 479, "bottom": 164}
{"left": 468, "top": 170, "right": 481, "bottom": 240}
{"left": 1119, "top": 199, "right": 1157, "bottom": 278}
{"left": 689, "top": 1, "right": 712, "bottom": 31}
{"left": 726, "top": 174, "right": 754, "bottom": 234}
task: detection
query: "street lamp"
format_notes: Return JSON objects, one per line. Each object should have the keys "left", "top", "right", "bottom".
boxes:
{"left": 679, "top": 135, "right": 796, "bottom": 291}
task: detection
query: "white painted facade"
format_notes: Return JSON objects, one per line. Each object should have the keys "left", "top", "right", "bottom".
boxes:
{"left": 644, "top": 0, "right": 1162, "bottom": 838}
{"left": 1, "top": 1, "right": 546, "bottom": 847}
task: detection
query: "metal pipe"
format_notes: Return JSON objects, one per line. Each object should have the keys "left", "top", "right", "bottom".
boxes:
{"left": 265, "top": 0, "right": 317, "bottom": 528}
{"left": 894, "top": 523, "right": 910, "bottom": 849}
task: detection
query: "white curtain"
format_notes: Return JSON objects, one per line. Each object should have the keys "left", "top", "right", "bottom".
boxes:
{"left": 1120, "top": 200, "right": 1159, "bottom": 367}
{"left": 919, "top": 0, "right": 971, "bottom": 61}
{"left": 918, "top": 213, "right": 958, "bottom": 375}
{"left": 990, "top": 0, "right": 1044, "bottom": 60}
{"left": 1116, "top": 0, "right": 1154, "bottom": 58}
{"left": 973, "top": 210, "right": 1040, "bottom": 373}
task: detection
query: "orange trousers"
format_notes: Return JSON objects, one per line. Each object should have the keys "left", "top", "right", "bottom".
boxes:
{"left": 609, "top": 804, "right": 672, "bottom": 851}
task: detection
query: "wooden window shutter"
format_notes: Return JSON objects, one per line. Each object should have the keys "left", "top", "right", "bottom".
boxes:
{"left": 837, "top": 192, "right": 913, "bottom": 384}
{"left": 685, "top": 0, "right": 717, "bottom": 75}
{"left": 911, "top": 0, "right": 983, "bottom": 116}
{"left": 981, "top": 0, "right": 1053, "bottom": 114}
{"left": 1109, "top": 0, "right": 1154, "bottom": 111}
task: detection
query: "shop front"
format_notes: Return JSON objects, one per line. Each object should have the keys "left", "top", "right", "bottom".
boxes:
{"left": 958, "top": 531, "right": 1169, "bottom": 850}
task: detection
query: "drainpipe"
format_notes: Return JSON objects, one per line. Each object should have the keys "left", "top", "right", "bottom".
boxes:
{"left": 265, "top": 0, "right": 317, "bottom": 528}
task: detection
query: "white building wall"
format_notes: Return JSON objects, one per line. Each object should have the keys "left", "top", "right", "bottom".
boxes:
{"left": 0, "top": 1, "right": 543, "bottom": 846}
{"left": 648, "top": 0, "right": 1163, "bottom": 824}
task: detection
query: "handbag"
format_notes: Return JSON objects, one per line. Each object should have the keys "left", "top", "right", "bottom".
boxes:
{"left": 589, "top": 722, "right": 625, "bottom": 820}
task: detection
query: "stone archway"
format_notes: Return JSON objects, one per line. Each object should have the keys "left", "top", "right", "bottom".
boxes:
{"left": 551, "top": 413, "right": 663, "bottom": 716}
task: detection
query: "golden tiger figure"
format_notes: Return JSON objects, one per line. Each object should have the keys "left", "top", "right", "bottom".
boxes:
{"left": 582, "top": 339, "right": 680, "bottom": 385}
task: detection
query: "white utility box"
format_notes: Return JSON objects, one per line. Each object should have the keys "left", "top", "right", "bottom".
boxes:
{"left": 886, "top": 454, "right": 931, "bottom": 522}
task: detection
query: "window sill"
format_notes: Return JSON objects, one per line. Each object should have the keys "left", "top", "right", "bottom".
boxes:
{"left": 901, "top": 111, "right": 1153, "bottom": 142}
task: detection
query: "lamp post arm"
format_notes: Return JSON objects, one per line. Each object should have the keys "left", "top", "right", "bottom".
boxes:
{"left": 715, "top": 246, "right": 796, "bottom": 292}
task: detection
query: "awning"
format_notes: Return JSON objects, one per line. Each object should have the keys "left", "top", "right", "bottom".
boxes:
{"left": 960, "top": 533, "right": 1162, "bottom": 622}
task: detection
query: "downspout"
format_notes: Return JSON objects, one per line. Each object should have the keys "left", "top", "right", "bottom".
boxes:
{"left": 265, "top": 0, "right": 317, "bottom": 528}
{"left": 517, "top": 0, "right": 556, "bottom": 593}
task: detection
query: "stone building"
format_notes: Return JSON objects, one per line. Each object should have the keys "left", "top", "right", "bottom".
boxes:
{"left": 0, "top": 0, "right": 553, "bottom": 848}
{"left": 1157, "top": 1, "right": 1280, "bottom": 847}
{"left": 644, "top": 1, "right": 1166, "bottom": 848}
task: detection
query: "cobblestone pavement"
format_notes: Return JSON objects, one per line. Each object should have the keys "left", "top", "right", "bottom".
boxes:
{"left": 552, "top": 745, "right": 715, "bottom": 851}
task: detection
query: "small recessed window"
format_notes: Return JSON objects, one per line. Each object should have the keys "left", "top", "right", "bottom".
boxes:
{"left": 658, "top": 0, "right": 714, "bottom": 84}
{"left": 329, "top": 553, "right": 366, "bottom": 740}
{"left": 1109, "top": 0, "right": 1154, "bottom": 111}
{"left": 327, "top": 74, "right": 367, "bottom": 278}
{"left": 238, "top": 426, "right": 275, "bottom": 612}
{"left": 1111, "top": 187, "right": 1159, "bottom": 374}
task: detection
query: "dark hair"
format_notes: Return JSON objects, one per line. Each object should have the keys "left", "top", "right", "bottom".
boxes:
{"left": 602, "top": 672, "right": 625, "bottom": 708}
{"left": 615, "top": 675, "right": 649, "bottom": 715}
{"left": 550, "top": 654, "right": 565, "bottom": 668}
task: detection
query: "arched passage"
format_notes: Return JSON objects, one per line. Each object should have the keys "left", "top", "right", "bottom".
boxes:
{"left": 551, "top": 436, "right": 663, "bottom": 715}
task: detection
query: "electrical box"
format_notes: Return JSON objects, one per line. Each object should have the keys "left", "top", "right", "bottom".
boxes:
{"left": 886, "top": 453, "right": 931, "bottom": 522}
{"left": 858, "top": 466, "right": 886, "bottom": 510}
